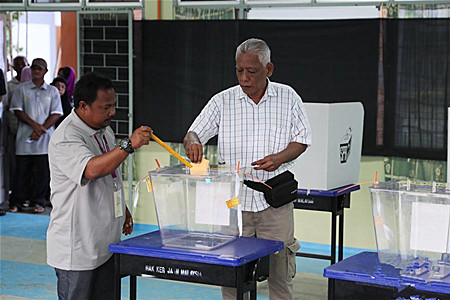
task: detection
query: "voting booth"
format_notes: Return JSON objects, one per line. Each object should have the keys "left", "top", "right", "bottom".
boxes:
{"left": 149, "top": 165, "right": 243, "bottom": 250}
{"left": 291, "top": 102, "right": 364, "bottom": 191}
{"left": 370, "top": 180, "right": 450, "bottom": 282}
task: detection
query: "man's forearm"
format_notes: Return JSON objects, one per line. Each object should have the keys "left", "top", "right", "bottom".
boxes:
{"left": 84, "top": 147, "right": 129, "bottom": 180}
{"left": 277, "top": 142, "right": 308, "bottom": 164}
{"left": 14, "top": 110, "right": 39, "bottom": 128}
{"left": 43, "top": 114, "right": 62, "bottom": 129}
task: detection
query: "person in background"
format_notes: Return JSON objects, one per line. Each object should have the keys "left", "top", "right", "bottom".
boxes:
{"left": 0, "top": 68, "right": 6, "bottom": 216}
{"left": 184, "top": 38, "right": 311, "bottom": 300}
{"left": 9, "top": 58, "right": 62, "bottom": 213}
{"left": 20, "top": 66, "right": 32, "bottom": 83}
{"left": 4, "top": 56, "right": 28, "bottom": 207}
{"left": 47, "top": 72, "right": 152, "bottom": 300}
{"left": 0, "top": 68, "right": 5, "bottom": 95}
{"left": 51, "top": 77, "right": 72, "bottom": 128}
{"left": 0, "top": 68, "right": 5, "bottom": 125}
{"left": 7, "top": 56, "right": 29, "bottom": 105}
{"left": 57, "top": 66, "right": 76, "bottom": 104}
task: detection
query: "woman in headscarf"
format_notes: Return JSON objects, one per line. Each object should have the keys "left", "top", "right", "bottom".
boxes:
{"left": 57, "top": 66, "right": 76, "bottom": 105}
{"left": 20, "top": 66, "right": 32, "bottom": 82}
{"left": 51, "top": 77, "right": 72, "bottom": 128}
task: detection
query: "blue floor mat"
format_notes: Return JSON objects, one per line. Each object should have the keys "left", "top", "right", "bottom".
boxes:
{"left": 0, "top": 213, "right": 50, "bottom": 240}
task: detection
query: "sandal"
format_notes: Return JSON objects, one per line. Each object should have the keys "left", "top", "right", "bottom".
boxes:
{"left": 9, "top": 205, "right": 19, "bottom": 213}
{"left": 34, "top": 205, "right": 44, "bottom": 213}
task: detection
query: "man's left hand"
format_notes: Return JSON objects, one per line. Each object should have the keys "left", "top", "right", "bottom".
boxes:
{"left": 122, "top": 207, "right": 134, "bottom": 235}
{"left": 29, "top": 130, "right": 42, "bottom": 141}
{"left": 251, "top": 154, "right": 282, "bottom": 172}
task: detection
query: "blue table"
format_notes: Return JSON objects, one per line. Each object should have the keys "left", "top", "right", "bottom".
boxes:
{"left": 295, "top": 184, "right": 360, "bottom": 264}
{"left": 324, "top": 251, "right": 450, "bottom": 300}
{"left": 109, "top": 231, "right": 284, "bottom": 300}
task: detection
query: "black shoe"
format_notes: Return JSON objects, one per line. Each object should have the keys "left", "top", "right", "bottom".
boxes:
{"left": 21, "top": 200, "right": 34, "bottom": 212}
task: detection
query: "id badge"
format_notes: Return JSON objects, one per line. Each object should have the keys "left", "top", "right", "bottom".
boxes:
{"left": 113, "top": 180, "right": 124, "bottom": 218}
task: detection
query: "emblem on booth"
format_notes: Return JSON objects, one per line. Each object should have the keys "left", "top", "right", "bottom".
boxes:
{"left": 340, "top": 127, "right": 352, "bottom": 164}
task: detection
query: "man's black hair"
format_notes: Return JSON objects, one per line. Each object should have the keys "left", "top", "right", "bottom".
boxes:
{"left": 13, "top": 55, "right": 28, "bottom": 65}
{"left": 73, "top": 72, "right": 114, "bottom": 108}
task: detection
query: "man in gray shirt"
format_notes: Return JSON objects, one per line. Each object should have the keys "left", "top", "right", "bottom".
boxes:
{"left": 9, "top": 58, "right": 62, "bottom": 213}
{"left": 47, "top": 72, "right": 152, "bottom": 300}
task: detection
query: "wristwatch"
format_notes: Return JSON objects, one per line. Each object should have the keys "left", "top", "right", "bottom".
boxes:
{"left": 119, "top": 138, "right": 134, "bottom": 154}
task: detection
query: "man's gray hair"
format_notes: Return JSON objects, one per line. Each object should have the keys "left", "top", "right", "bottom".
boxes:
{"left": 235, "top": 38, "right": 271, "bottom": 67}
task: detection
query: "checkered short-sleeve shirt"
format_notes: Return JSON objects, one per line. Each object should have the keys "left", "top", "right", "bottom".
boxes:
{"left": 189, "top": 80, "right": 312, "bottom": 212}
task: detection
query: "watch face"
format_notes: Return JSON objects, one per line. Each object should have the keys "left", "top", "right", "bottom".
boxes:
{"left": 120, "top": 138, "right": 134, "bottom": 153}
{"left": 121, "top": 138, "right": 129, "bottom": 149}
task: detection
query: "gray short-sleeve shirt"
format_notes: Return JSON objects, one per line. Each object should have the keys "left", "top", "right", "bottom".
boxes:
{"left": 10, "top": 81, "right": 63, "bottom": 155}
{"left": 46, "top": 110, "right": 125, "bottom": 271}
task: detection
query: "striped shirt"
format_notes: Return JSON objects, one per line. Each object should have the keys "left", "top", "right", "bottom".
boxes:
{"left": 189, "top": 80, "right": 312, "bottom": 212}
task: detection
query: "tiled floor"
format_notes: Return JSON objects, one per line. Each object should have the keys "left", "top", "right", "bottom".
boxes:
{"left": 0, "top": 211, "right": 329, "bottom": 300}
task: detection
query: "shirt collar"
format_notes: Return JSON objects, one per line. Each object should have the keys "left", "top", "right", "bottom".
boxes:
{"left": 29, "top": 81, "right": 49, "bottom": 90}
{"left": 266, "top": 79, "right": 277, "bottom": 98}
{"left": 238, "top": 78, "right": 277, "bottom": 103}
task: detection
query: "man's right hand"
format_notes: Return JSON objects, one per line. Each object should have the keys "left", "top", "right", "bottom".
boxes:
{"left": 29, "top": 130, "right": 41, "bottom": 141}
{"left": 130, "top": 126, "right": 152, "bottom": 149}
{"left": 184, "top": 131, "right": 203, "bottom": 163}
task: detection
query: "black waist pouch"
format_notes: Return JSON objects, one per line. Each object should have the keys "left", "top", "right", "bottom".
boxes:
{"left": 244, "top": 171, "right": 298, "bottom": 208}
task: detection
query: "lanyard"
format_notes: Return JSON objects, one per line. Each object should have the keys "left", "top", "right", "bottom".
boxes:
{"left": 93, "top": 134, "right": 117, "bottom": 178}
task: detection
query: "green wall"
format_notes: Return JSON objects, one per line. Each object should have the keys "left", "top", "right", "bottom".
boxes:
{"left": 293, "top": 156, "right": 383, "bottom": 250}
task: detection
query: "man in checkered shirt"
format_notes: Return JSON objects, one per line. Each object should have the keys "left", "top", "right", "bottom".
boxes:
{"left": 184, "top": 38, "right": 312, "bottom": 300}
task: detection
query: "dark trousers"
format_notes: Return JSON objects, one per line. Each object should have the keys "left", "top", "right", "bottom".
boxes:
{"left": 10, "top": 154, "right": 49, "bottom": 207}
{"left": 1, "top": 110, "right": 17, "bottom": 203}
{"left": 55, "top": 256, "right": 115, "bottom": 300}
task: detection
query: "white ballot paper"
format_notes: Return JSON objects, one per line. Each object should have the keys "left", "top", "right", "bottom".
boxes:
{"left": 195, "top": 181, "right": 231, "bottom": 226}
{"left": 410, "top": 201, "right": 450, "bottom": 253}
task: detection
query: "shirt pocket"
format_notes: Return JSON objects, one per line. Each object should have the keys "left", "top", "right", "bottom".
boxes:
{"left": 267, "top": 127, "right": 290, "bottom": 154}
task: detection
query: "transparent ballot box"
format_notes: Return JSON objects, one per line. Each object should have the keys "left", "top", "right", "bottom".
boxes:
{"left": 370, "top": 180, "right": 450, "bottom": 281}
{"left": 149, "top": 164, "right": 243, "bottom": 250}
